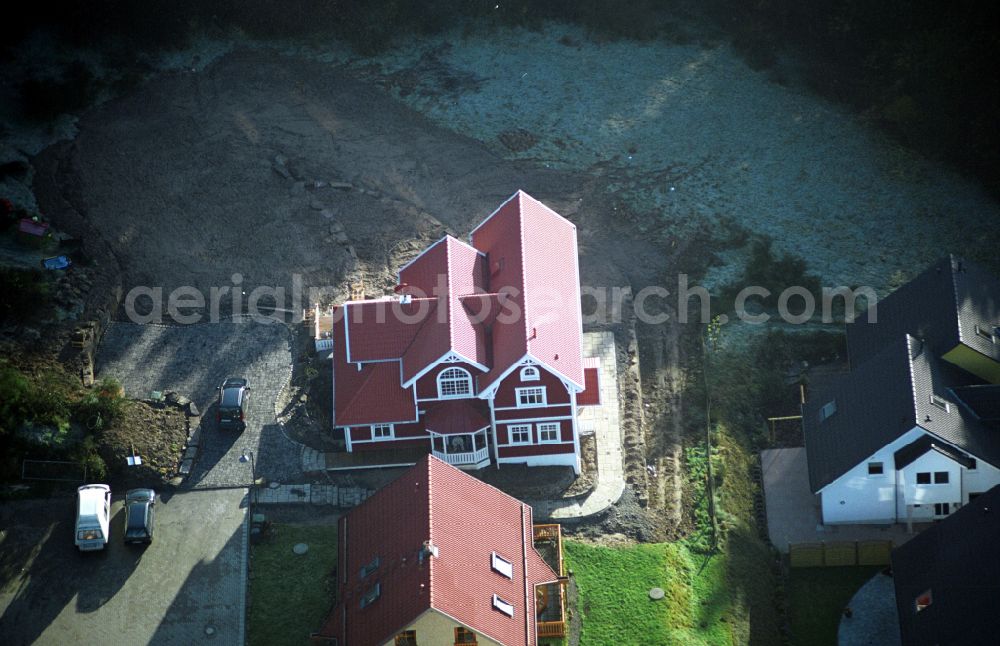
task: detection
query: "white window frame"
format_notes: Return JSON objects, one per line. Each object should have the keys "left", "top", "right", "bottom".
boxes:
{"left": 371, "top": 424, "right": 394, "bottom": 441}
{"left": 520, "top": 366, "right": 540, "bottom": 381}
{"left": 508, "top": 424, "right": 532, "bottom": 445}
{"left": 515, "top": 386, "right": 547, "bottom": 408}
{"left": 491, "top": 551, "right": 513, "bottom": 578}
{"left": 492, "top": 594, "right": 514, "bottom": 617}
{"left": 437, "top": 367, "right": 473, "bottom": 399}
{"left": 537, "top": 422, "right": 560, "bottom": 444}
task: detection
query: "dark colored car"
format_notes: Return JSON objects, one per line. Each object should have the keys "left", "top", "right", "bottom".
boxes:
{"left": 217, "top": 377, "right": 250, "bottom": 431}
{"left": 124, "top": 488, "right": 156, "bottom": 544}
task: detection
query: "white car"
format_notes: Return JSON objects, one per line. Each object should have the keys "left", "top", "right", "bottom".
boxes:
{"left": 75, "top": 484, "right": 111, "bottom": 551}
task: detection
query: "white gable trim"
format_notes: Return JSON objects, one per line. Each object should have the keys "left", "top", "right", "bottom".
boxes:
{"left": 396, "top": 235, "right": 448, "bottom": 278}
{"left": 343, "top": 308, "right": 353, "bottom": 363}
{"left": 469, "top": 190, "right": 521, "bottom": 241}
{"left": 396, "top": 234, "right": 486, "bottom": 285}
{"left": 402, "top": 350, "right": 489, "bottom": 389}
{"left": 477, "top": 352, "right": 584, "bottom": 399}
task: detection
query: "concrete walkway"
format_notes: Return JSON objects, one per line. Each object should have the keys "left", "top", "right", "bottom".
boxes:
{"left": 761, "top": 447, "right": 919, "bottom": 552}
{"left": 528, "top": 331, "right": 625, "bottom": 519}
{"left": 838, "top": 571, "right": 901, "bottom": 646}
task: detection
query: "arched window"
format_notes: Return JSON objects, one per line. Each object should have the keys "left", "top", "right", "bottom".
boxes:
{"left": 437, "top": 367, "right": 472, "bottom": 398}
{"left": 520, "top": 366, "right": 540, "bottom": 381}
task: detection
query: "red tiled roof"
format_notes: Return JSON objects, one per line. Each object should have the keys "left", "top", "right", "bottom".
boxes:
{"left": 319, "top": 456, "right": 559, "bottom": 646}
{"left": 424, "top": 400, "right": 489, "bottom": 435}
{"left": 471, "top": 191, "right": 585, "bottom": 392}
{"left": 398, "top": 236, "right": 489, "bottom": 384}
{"left": 578, "top": 357, "right": 602, "bottom": 406}
{"left": 332, "top": 308, "right": 417, "bottom": 426}
{"left": 344, "top": 299, "right": 435, "bottom": 362}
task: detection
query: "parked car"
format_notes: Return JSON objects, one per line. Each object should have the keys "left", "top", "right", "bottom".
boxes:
{"left": 124, "top": 488, "right": 156, "bottom": 544}
{"left": 75, "top": 484, "right": 111, "bottom": 551}
{"left": 217, "top": 377, "right": 250, "bottom": 431}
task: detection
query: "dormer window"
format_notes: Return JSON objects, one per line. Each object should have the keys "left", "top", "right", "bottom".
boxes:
{"left": 818, "top": 400, "right": 837, "bottom": 423}
{"left": 492, "top": 594, "right": 514, "bottom": 617}
{"left": 360, "top": 556, "right": 380, "bottom": 579}
{"left": 929, "top": 394, "right": 950, "bottom": 412}
{"left": 360, "top": 582, "right": 381, "bottom": 609}
{"left": 974, "top": 324, "right": 997, "bottom": 344}
{"left": 438, "top": 367, "right": 473, "bottom": 398}
{"left": 520, "top": 366, "right": 540, "bottom": 381}
{"left": 491, "top": 552, "right": 513, "bottom": 578}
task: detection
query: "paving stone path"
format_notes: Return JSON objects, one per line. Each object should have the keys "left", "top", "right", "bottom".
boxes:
{"left": 96, "top": 317, "right": 304, "bottom": 488}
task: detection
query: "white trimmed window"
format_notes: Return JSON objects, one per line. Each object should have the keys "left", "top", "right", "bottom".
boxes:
{"left": 372, "top": 424, "right": 394, "bottom": 440}
{"left": 508, "top": 424, "right": 531, "bottom": 445}
{"left": 491, "top": 552, "right": 513, "bottom": 578}
{"left": 438, "top": 367, "right": 473, "bottom": 398}
{"left": 492, "top": 594, "right": 514, "bottom": 617}
{"left": 538, "top": 422, "right": 560, "bottom": 443}
{"left": 520, "top": 366, "right": 540, "bottom": 381}
{"left": 515, "top": 387, "right": 546, "bottom": 408}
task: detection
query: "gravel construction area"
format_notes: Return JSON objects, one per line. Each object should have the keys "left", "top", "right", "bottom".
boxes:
{"left": 330, "top": 24, "right": 1000, "bottom": 290}
{"left": 16, "top": 18, "right": 1000, "bottom": 538}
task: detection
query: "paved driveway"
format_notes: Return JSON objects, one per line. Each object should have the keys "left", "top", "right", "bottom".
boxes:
{"left": 95, "top": 317, "right": 303, "bottom": 487}
{"left": 0, "top": 489, "right": 247, "bottom": 646}
{"left": 761, "top": 448, "right": 918, "bottom": 552}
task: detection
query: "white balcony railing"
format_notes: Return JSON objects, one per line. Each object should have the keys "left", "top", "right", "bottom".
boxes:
{"left": 433, "top": 446, "right": 490, "bottom": 467}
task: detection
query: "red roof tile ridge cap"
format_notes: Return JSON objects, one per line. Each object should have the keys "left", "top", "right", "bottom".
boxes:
{"left": 516, "top": 191, "right": 532, "bottom": 352}
{"left": 426, "top": 455, "right": 436, "bottom": 609}
{"left": 445, "top": 236, "right": 457, "bottom": 355}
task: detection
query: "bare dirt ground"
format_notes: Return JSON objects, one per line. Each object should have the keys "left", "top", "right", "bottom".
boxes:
{"left": 31, "top": 47, "right": 677, "bottom": 538}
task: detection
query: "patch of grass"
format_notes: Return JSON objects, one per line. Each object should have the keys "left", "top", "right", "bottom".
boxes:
{"left": 565, "top": 540, "right": 733, "bottom": 645}
{"left": 787, "top": 566, "right": 881, "bottom": 646}
{"left": 249, "top": 524, "right": 338, "bottom": 646}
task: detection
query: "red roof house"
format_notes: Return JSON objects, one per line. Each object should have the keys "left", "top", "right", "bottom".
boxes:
{"left": 328, "top": 191, "right": 601, "bottom": 473}
{"left": 314, "top": 455, "right": 567, "bottom": 646}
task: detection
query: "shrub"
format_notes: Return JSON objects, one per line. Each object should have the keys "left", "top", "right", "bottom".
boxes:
{"left": 0, "top": 268, "right": 51, "bottom": 324}
{"left": 74, "top": 377, "right": 128, "bottom": 430}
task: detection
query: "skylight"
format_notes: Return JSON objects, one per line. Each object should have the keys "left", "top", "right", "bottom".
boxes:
{"left": 819, "top": 400, "right": 837, "bottom": 422}
{"left": 491, "top": 551, "right": 513, "bottom": 578}
{"left": 492, "top": 594, "right": 514, "bottom": 617}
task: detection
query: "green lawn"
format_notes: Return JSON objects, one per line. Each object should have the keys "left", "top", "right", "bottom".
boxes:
{"left": 248, "top": 524, "right": 338, "bottom": 646}
{"left": 787, "top": 566, "right": 881, "bottom": 646}
{"left": 564, "top": 540, "right": 733, "bottom": 645}
{"left": 563, "top": 423, "right": 780, "bottom": 645}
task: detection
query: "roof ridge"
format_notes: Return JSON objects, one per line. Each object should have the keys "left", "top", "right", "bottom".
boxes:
{"left": 516, "top": 191, "right": 531, "bottom": 351}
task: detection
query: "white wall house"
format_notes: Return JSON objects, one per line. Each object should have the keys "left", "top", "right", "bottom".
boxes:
{"left": 819, "top": 427, "right": 1000, "bottom": 525}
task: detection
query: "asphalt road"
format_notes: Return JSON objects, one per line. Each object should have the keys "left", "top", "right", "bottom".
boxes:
{"left": 0, "top": 488, "right": 248, "bottom": 646}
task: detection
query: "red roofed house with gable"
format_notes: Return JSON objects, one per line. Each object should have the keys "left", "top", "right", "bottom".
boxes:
{"left": 313, "top": 455, "right": 568, "bottom": 645}
{"left": 328, "top": 191, "right": 600, "bottom": 474}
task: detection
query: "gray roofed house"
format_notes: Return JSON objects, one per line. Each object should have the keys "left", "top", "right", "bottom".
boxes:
{"left": 891, "top": 484, "right": 1000, "bottom": 646}
{"left": 803, "top": 257, "right": 1000, "bottom": 525}
{"left": 847, "top": 255, "right": 1000, "bottom": 381}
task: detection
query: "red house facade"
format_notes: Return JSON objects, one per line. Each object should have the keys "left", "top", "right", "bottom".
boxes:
{"left": 329, "top": 191, "right": 600, "bottom": 473}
